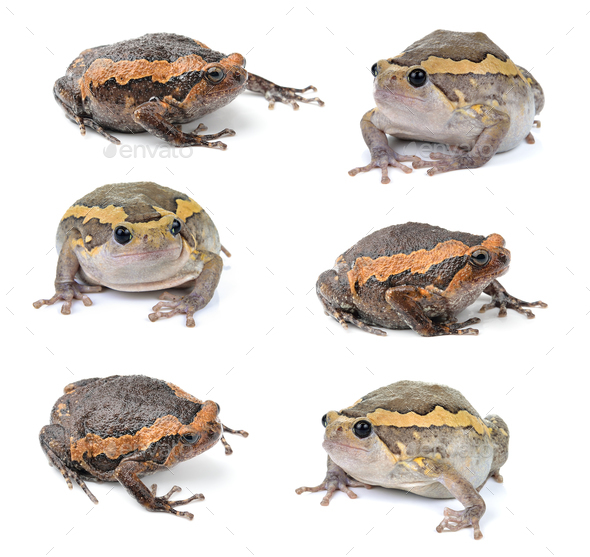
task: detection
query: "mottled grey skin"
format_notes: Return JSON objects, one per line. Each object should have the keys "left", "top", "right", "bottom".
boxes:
{"left": 34, "top": 182, "right": 226, "bottom": 327}
{"left": 39, "top": 375, "right": 247, "bottom": 519}
{"left": 54, "top": 33, "right": 323, "bottom": 148}
{"left": 349, "top": 30, "right": 544, "bottom": 182}
{"left": 296, "top": 380, "right": 509, "bottom": 539}
{"left": 317, "top": 222, "right": 547, "bottom": 337}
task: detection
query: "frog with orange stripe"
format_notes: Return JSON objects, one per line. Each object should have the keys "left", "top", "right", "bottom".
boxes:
{"left": 316, "top": 222, "right": 546, "bottom": 336}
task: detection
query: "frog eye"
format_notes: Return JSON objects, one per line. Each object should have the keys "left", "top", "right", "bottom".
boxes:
{"left": 371, "top": 62, "right": 379, "bottom": 77}
{"left": 353, "top": 420, "right": 372, "bottom": 439}
{"left": 114, "top": 226, "right": 132, "bottom": 245}
{"left": 181, "top": 432, "right": 201, "bottom": 444}
{"left": 408, "top": 68, "right": 427, "bottom": 87}
{"left": 321, "top": 414, "right": 328, "bottom": 428}
{"left": 206, "top": 67, "right": 225, "bottom": 84}
{"left": 170, "top": 219, "right": 182, "bottom": 236}
{"left": 471, "top": 249, "right": 491, "bottom": 266}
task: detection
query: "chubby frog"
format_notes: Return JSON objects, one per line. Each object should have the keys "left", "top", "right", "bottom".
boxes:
{"left": 296, "top": 380, "right": 509, "bottom": 539}
{"left": 33, "top": 181, "right": 228, "bottom": 327}
{"left": 40, "top": 375, "right": 248, "bottom": 519}
{"left": 349, "top": 30, "right": 544, "bottom": 182}
{"left": 316, "top": 222, "right": 546, "bottom": 336}
{"left": 54, "top": 32, "right": 323, "bottom": 148}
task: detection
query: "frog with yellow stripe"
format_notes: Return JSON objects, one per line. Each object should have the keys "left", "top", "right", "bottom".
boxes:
{"left": 34, "top": 181, "right": 228, "bottom": 327}
{"left": 297, "top": 380, "right": 509, "bottom": 540}
{"left": 349, "top": 30, "right": 544, "bottom": 182}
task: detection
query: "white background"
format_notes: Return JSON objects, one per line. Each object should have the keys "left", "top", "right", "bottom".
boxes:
{"left": 2, "top": 1, "right": 588, "bottom": 555}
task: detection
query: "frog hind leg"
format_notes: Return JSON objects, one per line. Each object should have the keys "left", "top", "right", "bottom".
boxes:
{"left": 385, "top": 286, "right": 480, "bottom": 336}
{"left": 413, "top": 104, "right": 510, "bottom": 176}
{"left": 402, "top": 457, "right": 486, "bottom": 540}
{"left": 317, "top": 271, "right": 387, "bottom": 336}
{"left": 53, "top": 77, "right": 121, "bottom": 144}
{"left": 39, "top": 424, "right": 98, "bottom": 504}
{"left": 133, "top": 98, "right": 235, "bottom": 149}
{"left": 114, "top": 461, "right": 203, "bottom": 519}
{"left": 246, "top": 72, "right": 324, "bottom": 110}
{"left": 479, "top": 279, "right": 547, "bottom": 318}
{"left": 148, "top": 252, "right": 223, "bottom": 327}
{"left": 483, "top": 414, "right": 509, "bottom": 483}
{"left": 296, "top": 456, "right": 373, "bottom": 506}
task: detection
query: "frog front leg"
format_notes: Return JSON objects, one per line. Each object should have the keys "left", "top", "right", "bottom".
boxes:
{"left": 133, "top": 98, "right": 235, "bottom": 149}
{"left": 349, "top": 108, "right": 422, "bottom": 184}
{"left": 402, "top": 457, "right": 486, "bottom": 539}
{"left": 246, "top": 73, "right": 324, "bottom": 109}
{"left": 413, "top": 105, "right": 510, "bottom": 175}
{"left": 114, "top": 460, "right": 203, "bottom": 519}
{"left": 295, "top": 456, "right": 373, "bottom": 505}
{"left": 385, "top": 285, "right": 480, "bottom": 336}
{"left": 39, "top": 424, "right": 99, "bottom": 503}
{"left": 479, "top": 279, "right": 547, "bottom": 318}
{"left": 33, "top": 231, "right": 102, "bottom": 314}
{"left": 149, "top": 252, "right": 223, "bottom": 327}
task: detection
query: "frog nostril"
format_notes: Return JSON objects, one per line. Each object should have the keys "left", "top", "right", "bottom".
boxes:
{"left": 337, "top": 426, "right": 343, "bottom": 432}
{"left": 143, "top": 234, "right": 148, "bottom": 241}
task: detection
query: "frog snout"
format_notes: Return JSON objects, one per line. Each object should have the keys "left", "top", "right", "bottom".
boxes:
{"left": 498, "top": 248, "right": 511, "bottom": 265}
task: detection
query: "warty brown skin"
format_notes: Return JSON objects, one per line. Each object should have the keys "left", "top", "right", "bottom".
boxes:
{"left": 296, "top": 380, "right": 510, "bottom": 539}
{"left": 316, "top": 222, "right": 547, "bottom": 336}
{"left": 348, "top": 30, "right": 544, "bottom": 183}
{"left": 39, "top": 375, "right": 248, "bottom": 519}
{"left": 54, "top": 33, "right": 323, "bottom": 149}
{"left": 33, "top": 181, "right": 228, "bottom": 327}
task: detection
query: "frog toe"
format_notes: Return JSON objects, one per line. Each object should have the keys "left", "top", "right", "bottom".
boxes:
{"left": 436, "top": 506, "right": 483, "bottom": 540}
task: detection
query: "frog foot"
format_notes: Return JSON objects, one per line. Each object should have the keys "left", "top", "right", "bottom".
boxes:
{"left": 296, "top": 469, "right": 372, "bottom": 506}
{"left": 480, "top": 291, "right": 547, "bottom": 319}
{"left": 33, "top": 282, "right": 102, "bottom": 315}
{"left": 323, "top": 305, "right": 387, "bottom": 336}
{"left": 433, "top": 318, "right": 481, "bottom": 336}
{"left": 436, "top": 506, "right": 483, "bottom": 540}
{"left": 413, "top": 151, "right": 476, "bottom": 176}
{"left": 264, "top": 85, "right": 324, "bottom": 110}
{"left": 76, "top": 116, "right": 121, "bottom": 145}
{"left": 148, "top": 291, "right": 204, "bottom": 327}
{"left": 186, "top": 123, "right": 236, "bottom": 150}
{"left": 349, "top": 146, "right": 421, "bottom": 184}
{"left": 150, "top": 484, "right": 204, "bottom": 520}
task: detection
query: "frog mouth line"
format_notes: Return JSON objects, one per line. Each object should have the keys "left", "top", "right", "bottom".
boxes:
{"left": 323, "top": 440, "right": 369, "bottom": 453}
{"left": 111, "top": 247, "right": 180, "bottom": 259}
{"left": 376, "top": 89, "right": 426, "bottom": 103}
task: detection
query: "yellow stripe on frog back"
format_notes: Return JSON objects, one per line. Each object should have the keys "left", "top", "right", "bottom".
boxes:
{"left": 176, "top": 198, "right": 203, "bottom": 221}
{"left": 420, "top": 53, "right": 522, "bottom": 78}
{"left": 367, "top": 406, "right": 489, "bottom": 436}
{"left": 61, "top": 205, "right": 129, "bottom": 228}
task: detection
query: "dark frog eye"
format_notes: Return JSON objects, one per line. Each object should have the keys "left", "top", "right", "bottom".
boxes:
{"left": 408, "top": 68, "right": 427, "bottom": 87}
{"left": 206, "top": 66, "right": 225, "bottom": 84}
{"left": 182, "top": 432, "right": 201, "bottom": 444}
{"left": 471, "top": 249, "right": 491, "bottom": 266}
{"left": 371, "top": 62, "right": 379, "bottom": 77}
{"left": 114, "top": 226, "right": 132, "bottom": 245}
{"left": 353, "top": 420, "right": 372, "bottom": 439}
{"left": 170, "top": 219, "right": 181, "bottom": 236}
{"left": 321, "top": 414, "right": 328, "bottom": 428}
